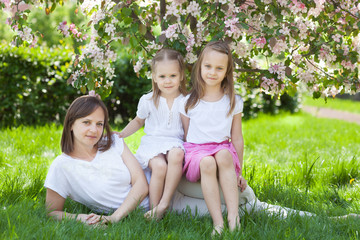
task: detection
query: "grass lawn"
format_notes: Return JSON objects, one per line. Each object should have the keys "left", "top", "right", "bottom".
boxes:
{"left": 1, "top": 112, "right": 359, "bottom": 239}
{"left": 303, "top": 95, "right": 360, "bottom": 114}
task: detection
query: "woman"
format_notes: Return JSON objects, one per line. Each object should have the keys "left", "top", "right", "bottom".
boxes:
{"left": 45, "top": 95, "right": 148, "bottom": 225}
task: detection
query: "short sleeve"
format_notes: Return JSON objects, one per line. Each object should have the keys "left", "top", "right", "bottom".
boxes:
{"left": 113, "top": 135, "right": 124, "bottom": 155}
{"left": 233, "top": 95, "right": 244, "bottom": 115}
{"left": 44, "top": 157, "right": 69, "bottom": 199}
{"left": 136, "top": 95, "right": 149, "bottom": 119}
{"left": 178, "top": 94, "right": 190, "bottom": 117}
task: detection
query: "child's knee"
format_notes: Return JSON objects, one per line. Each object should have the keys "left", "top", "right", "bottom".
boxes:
{"left": 215, "top": 150, "right": 233, "bottom": 167}
{"left": 168, "top": 148, "right": 184, "bottom": 162}
{"left": 199, "top": 157, "right": 217, "bottom": 174}
{"left": 150, "top": 158, "right": 167, "bottom": 175}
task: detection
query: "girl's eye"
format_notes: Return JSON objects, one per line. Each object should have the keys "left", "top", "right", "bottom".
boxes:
{"left": 217, "top": 67, "right": 223, "bottom": 70}
{"left": 159, "top": 75, "right": 165, "bottom": 78}
{"left": 97, "top": 123, "right": 104, "bottom": 126}
{"left": 83, "top": 121, "right": 90, "bottom": 124}
{"left": 171, "top": 74, "right": 177, "bottom": 78}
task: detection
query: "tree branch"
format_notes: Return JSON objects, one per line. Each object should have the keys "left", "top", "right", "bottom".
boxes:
{"left": 330, "top": 0, "right": 360, "bottom": 20}
{"left": 160, "top": 0, "right": 166, "bottom": 31}
{"left": 305, "top": 57, "right": 336, "bottom": 80}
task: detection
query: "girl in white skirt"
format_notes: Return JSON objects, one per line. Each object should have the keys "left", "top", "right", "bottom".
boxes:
{"left": 118, "top": 49, "right": 187, "bottom": 219}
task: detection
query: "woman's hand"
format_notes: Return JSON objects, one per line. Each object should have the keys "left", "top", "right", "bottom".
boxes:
{"left": 84, "top": 213, "right": 111, "bottom": 225}
{"left": 237, "top": 175, "right": 247, "bottom": 192}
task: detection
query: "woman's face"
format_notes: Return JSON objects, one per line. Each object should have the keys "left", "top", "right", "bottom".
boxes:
{"left": 71, "top": 107, "right": 105, "bottom": 150}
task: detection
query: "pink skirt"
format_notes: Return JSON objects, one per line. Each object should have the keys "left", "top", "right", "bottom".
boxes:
{"left": 182, "top": 140, "right": 241, "bottom": 182}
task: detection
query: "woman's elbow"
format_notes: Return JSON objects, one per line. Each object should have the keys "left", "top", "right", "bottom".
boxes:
{"left": 141, "top": 180, "right": 149, "bottom": 198}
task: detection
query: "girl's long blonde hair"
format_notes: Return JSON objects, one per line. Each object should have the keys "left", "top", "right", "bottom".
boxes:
{"left": 151, "top": 49, "right": 187, "bottom": 107}
{"left": 185, "top": 41, "right": 236, "bottom": 116}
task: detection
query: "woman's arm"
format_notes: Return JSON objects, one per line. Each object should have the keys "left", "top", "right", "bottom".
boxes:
{"left": 180, "top": 114, "right": 190, "bottom": 141}
{"left": 231, "top": 113, "right": 247, "bottom": 191}
{"left": 117, "top": 117, "right": 145, "bottom": 138}
{"left": 107, "top": 142, "right": 149, "bottom": 223}
{"left": 45, "top": 189, "right": 92, "bottom": 223}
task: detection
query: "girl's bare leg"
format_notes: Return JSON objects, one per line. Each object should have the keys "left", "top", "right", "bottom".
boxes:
{"left": 145, "top": 154, "right": 167, "bottom": 217}
{"left": 215, "top": 149, "right": 240, "bottom": 231}
{"left": 147, "top": 148, "right": 184, "bottom": 219}
{"left": 199, "top": 156, "right": 224, "bottom": 235}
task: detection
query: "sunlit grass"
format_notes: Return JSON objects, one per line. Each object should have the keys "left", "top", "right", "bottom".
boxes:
{"left": 1, "top": 113, "right": 359, "bottom": 239}
{"left": 303, "top": 95, "right": 360, "bottom": 114}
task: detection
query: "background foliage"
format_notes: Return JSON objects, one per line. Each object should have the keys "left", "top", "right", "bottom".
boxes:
{"left": 0, "top": 42, "right": 301, "bottom": 127}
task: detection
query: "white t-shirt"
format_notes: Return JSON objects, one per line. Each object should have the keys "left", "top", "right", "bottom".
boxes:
{"left": 180, "top": 94, "right": 243, "bottom": 144}
{"left": 44, "top": 135, "right": 149, "bottom": 214}
{"left": 137, "top": 92, "right": 184, "bottom": 140}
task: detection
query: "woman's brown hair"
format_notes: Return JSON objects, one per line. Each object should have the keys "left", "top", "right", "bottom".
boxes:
{"left": 61, "top": 95, "right": 113, "bottom": 154}
{"left": 151, "top": 48, "right": 187, "bottom": 107}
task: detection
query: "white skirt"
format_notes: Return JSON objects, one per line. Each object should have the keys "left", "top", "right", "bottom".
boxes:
{"left": 135, "top": 135, "right": 184, "bottom": 169}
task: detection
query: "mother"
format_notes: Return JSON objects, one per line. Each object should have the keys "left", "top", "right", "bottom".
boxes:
{"left": 45, "top": 95, "right": 149, "bottom": 224}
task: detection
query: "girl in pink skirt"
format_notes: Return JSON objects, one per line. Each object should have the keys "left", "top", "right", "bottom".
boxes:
{"left": 180, "top": 41, "right": 246, "bottom": 235}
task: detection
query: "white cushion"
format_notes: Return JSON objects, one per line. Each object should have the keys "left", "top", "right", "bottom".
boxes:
{"left": 177, "top": 176, "right": 256, "bottom": 205}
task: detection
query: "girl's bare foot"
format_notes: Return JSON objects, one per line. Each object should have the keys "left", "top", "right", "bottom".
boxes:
{"left": 144, "top": 204, "right": 168, "bottom": 220}
{"left": 211, "top": 224, "right": 224, "bottom": 236}
{"left": 228, "top": 215, "right": 240, "bottom": 232}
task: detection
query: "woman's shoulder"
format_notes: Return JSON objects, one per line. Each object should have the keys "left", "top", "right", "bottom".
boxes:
{"left": 110, "top": 134, "right": 125, "bottom": 154}
{"left": 47, "top": 153, "right": 72, "bottom": 172}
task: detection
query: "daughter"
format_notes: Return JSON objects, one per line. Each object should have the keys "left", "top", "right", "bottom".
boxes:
{"left": 180, "top": 41, "right": 246, "bottom": 234}
{"left": 119, "top": 49, "right": 187, "bottom": 219}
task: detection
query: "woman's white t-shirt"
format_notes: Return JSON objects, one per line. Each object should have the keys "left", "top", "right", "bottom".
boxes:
{"left": 180, "top": 94, "right": 243, "bottom": 144}
{"left": 44, "top": 135, "right": 149, "bottom": 214}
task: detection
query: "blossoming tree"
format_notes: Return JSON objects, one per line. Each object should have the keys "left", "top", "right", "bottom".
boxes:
{"left": 2, "top": 0, "right": 360, "bottom": 99}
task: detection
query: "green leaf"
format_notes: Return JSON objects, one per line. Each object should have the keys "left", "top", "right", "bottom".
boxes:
{"left": 122, "top": 8, "right": 132, "bottom": 17}
{"left": 129, "top": 36, "right": 138, "bottom": 47}
{"left": 139, "top": 23, "right": 147, "bottom": 35}
{"left": 240, "top": 22, "right": 249, "bottom": 30}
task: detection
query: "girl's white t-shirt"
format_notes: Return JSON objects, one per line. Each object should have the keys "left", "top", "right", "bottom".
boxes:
{"left": 180, "top": 94, "right": 243, "bottom": 144}
{"left": 44, "top": 135, "right": 149, "bottom": 214}
{"left": 137, "top": 92, "right": 184, "bottom": 140}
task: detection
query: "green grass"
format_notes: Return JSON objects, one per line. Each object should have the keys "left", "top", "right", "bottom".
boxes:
{"left": 303, "top": 95, "right": 360, "bottom": 114}
{"left": 1, "top": 113, "right": 360, "bottom": 239}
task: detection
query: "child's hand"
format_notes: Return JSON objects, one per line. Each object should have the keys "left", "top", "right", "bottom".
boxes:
{"left": 112, "top": 131, "right": 124, "bottom": 138}
{"left": 237, "top": 175, "right": 247, "bottom": 192}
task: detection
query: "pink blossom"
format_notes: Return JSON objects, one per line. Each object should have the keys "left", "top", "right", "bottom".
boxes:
{"left": 252, "top": 37, "right": 266, "bottom": 48}
{"left": 332, "top": 34, "right": 341, "bottom": 43}
{"left": 224, "top": 16, "right": 241, "bottom": 38}
{"left": 163, "top": 24, "right": 178, "bottom": 40}
{"left": 1, "top": 0, "right": 11, "bottom": 9}
{"left": 187, "top": 1, "right": 200, "bottom": 17}
{"left": 269, "top": 63, "right": 286, "bottom": 80}
{"left": 270, "top": 39, "right": 287, "bottom": 55}
{"left": 58, "top": 21, "right": 70, "bottom": 37}
{"left": 133, "top": 57, "right": 143, "bottom": 73}
{"left": 341, "top": 60, "right": 356, "bottom": 71}
{"left": 5, "top": 17, "right": 11, "bottom": 25}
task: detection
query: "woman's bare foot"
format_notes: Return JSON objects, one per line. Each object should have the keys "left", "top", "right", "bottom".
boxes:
{"left": 144, "top": 204, "right": 168, "bottom": 220}
{"left": 211, "top": 224, "right": 224, "bottom": 236}
{"left": 228, "top": 215, "right": 240, "bottom": 232}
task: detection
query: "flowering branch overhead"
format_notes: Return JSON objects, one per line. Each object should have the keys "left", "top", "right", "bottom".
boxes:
{"left": 1, "top": 0, "right": 360, "bottom": 99}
